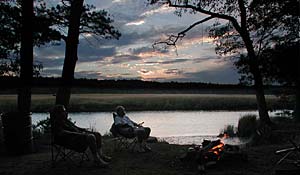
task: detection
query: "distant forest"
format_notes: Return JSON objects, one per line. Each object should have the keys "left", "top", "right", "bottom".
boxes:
{"left": 0, "top": 77, "right": 294, "bottom": 95}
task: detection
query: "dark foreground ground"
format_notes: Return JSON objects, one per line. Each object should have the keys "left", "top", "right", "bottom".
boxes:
{"left": 0, "top": 135, "right": 300, "bottom": 175}
{"left": 1, "top": 116, "right": 300, "bottom": 175}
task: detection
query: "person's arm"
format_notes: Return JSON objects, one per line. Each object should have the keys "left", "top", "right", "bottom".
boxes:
{"left": 73, "top": 124, "right": 87, "bottom": 132}
{"left": 127, "top": 117, "right": 139, "bottom": 126}
{"left": 114, "top": 116, "right": 133, "bottom": 128}
{"left": 64, "top": 119, "right": 87, "bottom": 132}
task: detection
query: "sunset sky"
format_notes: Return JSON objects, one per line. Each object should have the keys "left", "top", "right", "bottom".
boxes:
{"left": 35, "top": 0, "right": 240, "bottom": 84}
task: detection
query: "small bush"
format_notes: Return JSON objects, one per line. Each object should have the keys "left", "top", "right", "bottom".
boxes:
{"left": 32, "top": 117, "right": 51, "bottom": 138}
{"left": 220, "top": 124, "right": 236, "bottom": 137}
{"left": 237, "top": 114, "right": 258, "bottom": 138}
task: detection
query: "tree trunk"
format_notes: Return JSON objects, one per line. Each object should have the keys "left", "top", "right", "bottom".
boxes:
{"left": 55, "top": 0, "right": 84, "bottom": 108}
{"left": 18, "top": 0, "right": 33, "bottom": 113}
{"left": 235, "top": 0, "right": 271, "bottom": 125}
{"left": 240, "top": 30, "right": 271, "bottom": 125}
{"left": 251, "top": 61, "right": 271, "bottom": 125}
{"left": 16, "top": 0, "right": 34, "bottom": 154}
{"left": 294, "top": 54, "right": 300, "bottom": 121}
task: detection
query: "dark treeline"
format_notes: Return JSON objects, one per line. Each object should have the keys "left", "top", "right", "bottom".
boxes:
{"left": 0, "top": 76, "right": 293, "bottom": 95}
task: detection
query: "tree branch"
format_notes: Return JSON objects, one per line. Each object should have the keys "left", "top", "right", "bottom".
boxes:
{"left": 165, "top": 0, "right": 243, "bottom": 34}
{"left": 179, "top": 16, "right": 214, "bottom": 36}
{"left": 153, "top": 16, "right": 213, "bottom": 48}
{"left": 238, "top": 0, "right": 247, "bottom": 30}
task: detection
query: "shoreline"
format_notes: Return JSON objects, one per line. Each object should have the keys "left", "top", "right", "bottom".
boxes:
{"left": 0, "top": 93, "right": 293, "bottom": 112}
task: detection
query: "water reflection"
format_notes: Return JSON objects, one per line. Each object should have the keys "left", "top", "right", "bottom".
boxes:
{"left": 33, "top": 110, "right": 260, "bottom": 145}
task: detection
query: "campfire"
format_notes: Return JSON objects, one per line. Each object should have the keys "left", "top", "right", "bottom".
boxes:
{"left": 181, "top": 138, "right": 247, "bottom": 175}
{"left": 201, "top": 139, "right": 225, "bottom": 162}
{"left": 208, "top": 140, "right": 225, "bottom": 159}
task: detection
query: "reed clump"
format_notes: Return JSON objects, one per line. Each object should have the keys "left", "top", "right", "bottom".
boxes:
{"left": 237, "top": 114, "right": 258, "bottom": 138}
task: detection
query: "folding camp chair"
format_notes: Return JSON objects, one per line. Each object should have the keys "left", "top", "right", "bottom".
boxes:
{"left": 50, "top": 112, "right": 89, "bottom": 167}
{"left": 275, "top": 139, "right": 300, "bottom": 167}
{"left": 50, "top": 133, "right": 89, "bottom": 167}
{"left": 110, "top": 113, "right": 138, "bottom": 152}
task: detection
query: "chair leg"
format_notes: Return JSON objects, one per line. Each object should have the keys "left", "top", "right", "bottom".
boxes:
{"left": 131, "top": 138, "right": 138, "bottom": 152}
{"left": 113, "top": 136, "right": 139, "bottom": 152}
{"left": 52, "top": 145, "right": 65, "bottom": 167}
{"left": 78, "top": 152, "right": 89, "bottom": 167}
{"left": 51, "top": 144, "right": 55, "bottom": 167}
{"left": 51, "top": 144, "right": 90, "bottom": 167}
{"left": 277, "top": 151, "right": 293, "bottom": 165}
{"left": 113, "top": 137, "right": 124, "bottom": 152}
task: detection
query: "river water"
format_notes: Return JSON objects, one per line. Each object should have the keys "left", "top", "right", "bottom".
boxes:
{"left": 32, "top": 110, "right": 268, "bottom": 145}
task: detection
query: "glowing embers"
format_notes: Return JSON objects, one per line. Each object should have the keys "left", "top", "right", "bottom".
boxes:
{"left": 202, "top": 139, "right": 225, "bottom": 161}
{"left": 208, "top": 141, "right": 225, "bottom": 159}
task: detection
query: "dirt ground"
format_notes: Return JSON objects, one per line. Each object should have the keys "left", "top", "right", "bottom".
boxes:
{"left": 0, "top": 136, "right": 300, "bottom": 175}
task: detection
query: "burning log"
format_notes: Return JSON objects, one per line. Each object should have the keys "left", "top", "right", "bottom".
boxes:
{"left": 194, "top": 139, "right": 224, "bottom": 173}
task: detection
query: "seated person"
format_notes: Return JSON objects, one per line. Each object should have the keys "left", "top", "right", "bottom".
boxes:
{"left": 114, "top": 105, "right": 151, "bottom": 152}
{"left": 50, "top": 105, "right": 111, "bottom": 166}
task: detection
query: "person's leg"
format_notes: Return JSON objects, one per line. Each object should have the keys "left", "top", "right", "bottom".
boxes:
{"left": 139, "top": 127, "right": 151, "bottom": 151}
{"left": 92, "top": 132, "right": 111, "bottom": 162}
{"left": 86, "top": 134, "right": 108, "bottom": 166}
{"left": 143, "top": 127, "right": 151, "bottom": 139}
{"left": 134, "top": 127, "right": 151, "bottom": 140}
{"left": 92, "top": 132, "right": 102, "bottom": 149}
{"left": 134, "top": 128, "right": 149, "bottom": 152}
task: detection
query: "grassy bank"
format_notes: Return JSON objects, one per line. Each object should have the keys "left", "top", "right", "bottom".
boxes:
{"left": 0, "top": 94, "right": 293, "bottom": 112}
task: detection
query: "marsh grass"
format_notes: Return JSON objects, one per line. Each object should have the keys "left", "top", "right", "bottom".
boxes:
{"left": 237, "top": 114, "right": 258, "bottom": 138}
{"left": 0, "top": 94, "right": 291, "bottom": 112}
{"left": 221, "top": 124, "right": 237, "bottom": 137}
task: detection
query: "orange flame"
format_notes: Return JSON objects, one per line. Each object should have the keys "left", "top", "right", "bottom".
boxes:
{"left": 208, "top": 142, "right": 225, "bottom": 157}
{"left": 222, "top": 133, "right": 229, "bottom": 139}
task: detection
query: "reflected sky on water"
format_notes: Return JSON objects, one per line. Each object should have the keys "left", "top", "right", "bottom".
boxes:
{"left": 33, "top": 110, "right": 279, "bottom": 145}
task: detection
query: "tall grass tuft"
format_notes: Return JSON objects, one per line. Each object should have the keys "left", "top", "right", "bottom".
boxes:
{"left": 221, "top": 124, "right": 236, "bottom": 137}
{"left": 237, "top": 114, "right": 258, "bottom": 138}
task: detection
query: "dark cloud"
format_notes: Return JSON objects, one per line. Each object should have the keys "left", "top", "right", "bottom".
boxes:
{"left": 130, "top": 46, "right": 153, "bottom": 55}
{"left": 119, "top": 73, "right": 133, "bottom": 76}
{"left": 35, "top": 43, "right": 65, "bottom": 59}
{"left": 36, "top": 37, "right": 117, "bottom": 67}
{"left": 141, "top": 61, "right": 158, "bottom": 64}
{"left": 142, "top": 77, "right": 168, "bottom": 81}
{"left": 183, "top": 25, "right": 210, "bottom": 40}
{"left": 85, "top": 31, "right": 146, "bottom": 50}
{"left": 35, "top": 24, "right": 188, "bottom": 69}
{"left": 129, "top": 46, "right": 169, "bottom": 55}
{"left": 36, "top": 57, "right": 65, "bottom": 68}
{"left": 105, "top": 0, "right": 151, "bottom": 25}
{"left": 74, "top": 71, "right": 102, "bottom": 79}
{"left": 161, "top": 59, "right": 189, "bottom": 64}
{"left": 168, "top": 62, "right": 240, "bottom": 84}
{"left": 164, "top": 68, "right": 182, "bottom": 75}
{"left": 78, "top": 44, "right": 116, "bottom": 62}
{"left": 40, "top": 69, "right": 62, "bottom": 77}
{"left": 138, "top": 69, "right": 151, "bottom": 74}
{"left": 93, "top": 25, "right": 188, "bottom": 49}
{"left": 110, "top": 54, "right": 142, "bottom": 64}
{"left": 192, "top": 56, "right": 218, "bottom": 63}
{"left": 144, "top": 58, "right": 190, "bottom": 65}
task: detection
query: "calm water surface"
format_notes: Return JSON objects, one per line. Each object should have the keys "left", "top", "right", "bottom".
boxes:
{"left": 33, "top": 111, "right": 261, "bottom": 145}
